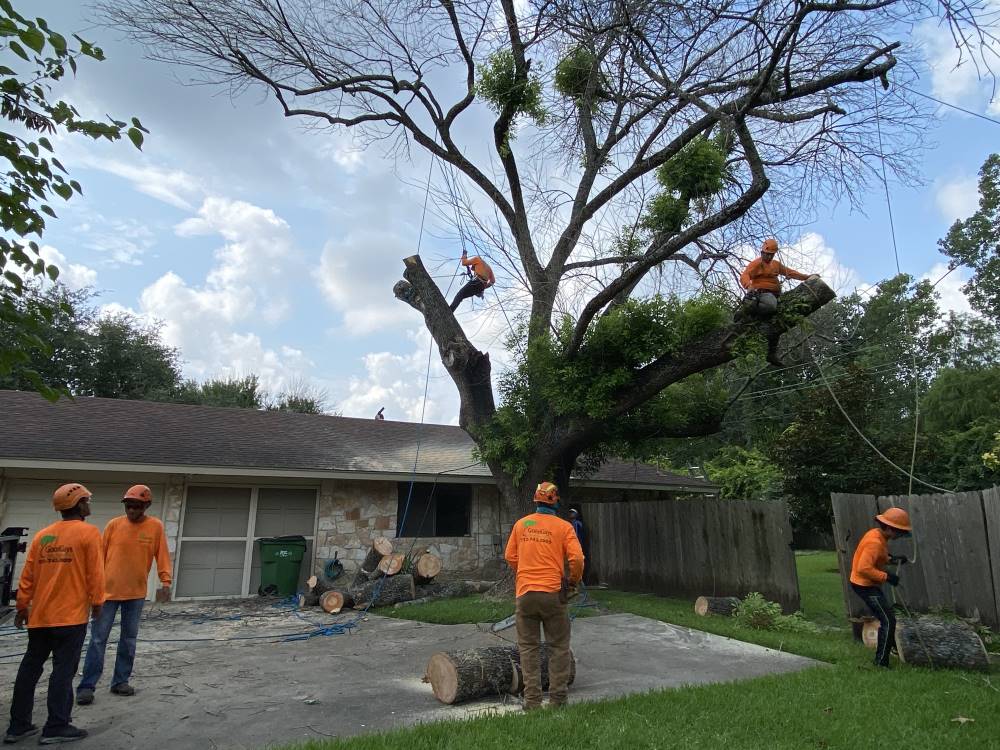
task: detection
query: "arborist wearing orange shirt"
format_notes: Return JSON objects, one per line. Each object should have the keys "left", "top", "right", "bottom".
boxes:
{"left": 6, "top": 484, "right": 105, "bottom": 745}
{"left": 76, "top": 485, "right": 172, "bottom": 706}
{"left": 449, "top": 249, "right": 495, "bottom": 312}
{"left": 504, "top": 481, "right": 584, "bottom": 711}
{"left": 739, "top": 238, "right": 817, "bottom": 366}
{"left": 849, "top": 507, "right": 911, "bottom": 668}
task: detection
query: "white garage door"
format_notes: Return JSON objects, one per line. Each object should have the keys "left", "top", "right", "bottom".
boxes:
{"left": 2, "top": 480, "right": 166, "bottom": 600}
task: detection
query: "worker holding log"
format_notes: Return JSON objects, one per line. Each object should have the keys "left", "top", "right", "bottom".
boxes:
{"left": 76, "top": 485, "right": 172, "bottom": 706}
{"left": 6, "top": 484, "right": 105, "bottom": 745}
{"left": 504, "top": 481, "right": 584, "bottom": 710}
{"left": 849, "top": 507, "right": 911, "bottom": 668}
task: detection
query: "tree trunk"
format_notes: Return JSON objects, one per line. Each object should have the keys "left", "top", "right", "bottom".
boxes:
{"left": 350, "top": 573, "right": 416, "bottom": 608}
{"left": 425, "top": 645, "right": 576, "bottom": 705}
{"left": 376, "top": 552, "right": 406, "bottom": 577}
{"left": 694, "top": 596, "right": 740, "bottom": 617}
{"left": 319, "top": 590, "right": 353, "bottom": 614}
{"left": 299, "top": 575, "right": 349, "bottom": 608}
{"left": 353, "top": 537, "right": 394, "bottom": 587}
{"left": 894, "top": 617, "right": 989, "bottom": 671}
{"left": 413, "top": 552, "right": 442, "bottom": 584}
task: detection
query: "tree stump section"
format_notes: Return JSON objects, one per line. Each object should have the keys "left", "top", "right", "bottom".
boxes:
{"left": 694, "top": 596, "right": 740, "bottom": 616}
{"left": 861, "top": 618, "right": 879, "bottom": 649}
{"left": 426, "top": 645, "right": 577, "bottom": 705}
{"left": 377, "top": 552, "right": 406, "bottom": 577}
{"left": 301, "top": 574, "right": 349, "bottom": 608}
{"left": 894, "top": 617, "right": 990, "bottom": 671}
{"left": 353, "top": 537, "right": 394, "bottom": 586}
{"left": 319, "top": 590, "right": 352, "bottom": 614}
{"left": 510, "top": 645, "right": 576, "bottom": 695}
{"left": 351, "top": 573, "right": 416, "bottom": 608}
{"left": 413, "top": 552, "right": 442, "bottom": 584}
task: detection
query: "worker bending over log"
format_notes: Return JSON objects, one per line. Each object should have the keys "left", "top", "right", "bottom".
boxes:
{"left": 7, "top": 484, "right": 105, "bottom": 745}
{"left": 739, "top": 238, "right": 819, "bottom": 366}
{"left": 504, "top": 482, "right": 584, "bottom": 711}
{"left": 449, "top": 249, "right": 495, "bottom": 312}
{"left": 77, "top": 485, "right": 172, "bottom": 705}
{"left": 849, "top": 507, "right": 911, "bottom": 668}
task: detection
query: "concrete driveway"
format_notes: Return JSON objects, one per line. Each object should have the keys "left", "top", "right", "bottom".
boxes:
{"left": 0, "top": 600, "right": 818, "bottom": 748}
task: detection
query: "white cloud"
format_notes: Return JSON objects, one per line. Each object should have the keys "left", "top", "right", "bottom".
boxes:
{"left": 935, "top": 175, "right": 979, "bottom": 224}
{"left": 777, "top": 232, "right": 865, "bottom": 296}
{"left": 916, "top": 20, "right": 1000, "bottom": 115}
{"left": 80, "top": 157, "right": 203, "bottom": 211}
{"left": 37, "top": 245, "right": 97, "bottom": 290}
{"left": 922, "top": 262, "right": 973, "bottom": 315}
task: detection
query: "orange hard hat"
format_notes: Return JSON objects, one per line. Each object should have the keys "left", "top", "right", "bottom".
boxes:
{"left": 534, "top": 481, "right": 560, "bottom": 506}
{"left": 876, "top": 507, "right": 912, "bottom": 532}
{"left": 123, "top": 484, "right": 153, "bottom": 503}
{"left": 761, "top": 238, "right": 779, "bottom": 254}
{"left": 52, "top": 483, "right": 91, "bottom": 512}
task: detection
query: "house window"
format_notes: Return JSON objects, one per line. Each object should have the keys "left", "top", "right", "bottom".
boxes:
{"left": 396, "top": 482, "right": 471, "bottom": 537}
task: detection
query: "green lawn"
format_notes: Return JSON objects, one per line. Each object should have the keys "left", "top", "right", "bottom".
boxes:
{"left": 286, "top": 552, "right": 999, "bottom": 750}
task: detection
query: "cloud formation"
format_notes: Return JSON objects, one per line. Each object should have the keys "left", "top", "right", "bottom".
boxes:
{"left": 935, "top": 175, "right": 979, "bottom": 225}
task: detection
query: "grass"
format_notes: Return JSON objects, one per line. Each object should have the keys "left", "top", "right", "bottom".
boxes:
{"left": 282, "top": 552, "right": 1000, "bottom": 750}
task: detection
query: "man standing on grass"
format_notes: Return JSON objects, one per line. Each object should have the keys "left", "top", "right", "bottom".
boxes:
{"left": 76, "top": 485, "right": 172, "bottom": 705}
{"left": 504, "top": 482, "right": 584, "bottom": 711}
{"left": 6, "top": 483, "right": 105, "bottom": 745}
{"left": 849, "top": 507, "right": 911, "bottom": 668}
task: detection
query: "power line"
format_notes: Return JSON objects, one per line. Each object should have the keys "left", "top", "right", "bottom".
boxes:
{"left": 897, "top": 83, "right": 1000, "bottom": 128}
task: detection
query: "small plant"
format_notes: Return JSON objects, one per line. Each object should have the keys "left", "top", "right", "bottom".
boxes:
{"left": 734, "top": 593, "right": 819, "bottom": 633}
{"left": 657, "top": 136, "right": 727, "bottom": 200}
{"left": 640, "top": 193, "right": 689, "bottom": 234}
{"left": 476, "top": 48, "right": 546, "bottom": 126}
{"left": 554, "top": 46, "right": 608, "bottom": 106}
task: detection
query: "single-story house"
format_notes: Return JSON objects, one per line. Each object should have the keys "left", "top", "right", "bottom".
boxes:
{"left": 0, "top": 390, "right": 716, "bottom": 600}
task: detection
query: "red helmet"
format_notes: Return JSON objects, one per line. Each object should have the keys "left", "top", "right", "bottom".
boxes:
{"left": 123, "top": 484, "right": 153, "bottom": 503}
{"left": 52, "top": 483, "right": 91, "bottom": 511}
{"left": 534, "top": 481, "right": 559, "bottom": 506}
{"left": 761, "top": 238, "right": 779, "bottom": 254}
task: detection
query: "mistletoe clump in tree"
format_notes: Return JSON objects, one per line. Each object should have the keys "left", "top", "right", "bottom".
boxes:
{"left": 104, "top": 0, "right": 993, "bottom": 510}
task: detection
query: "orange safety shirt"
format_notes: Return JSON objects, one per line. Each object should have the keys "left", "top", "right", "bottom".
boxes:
{"left": 739, "top": 257, "right": 809, "bottom": 293}
{"left": 504, "top": 512, "right": 584, "bottom": 598}
{"left": 849, "top": 528, "right": 890, "bottom": 587}
{"left": 461, "top": 255, "right": 495, "bottom": 286}
{"left": 16, "top": 519, "right": 106, "bottom": 628}
{"left": 103, "top": 515, "right": 173, "bottom": 601}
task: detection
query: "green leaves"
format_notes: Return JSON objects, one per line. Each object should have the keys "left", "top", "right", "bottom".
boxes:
{"left": 476, "top": 48, "right": 546, "bottom": 127}
{"left": 657, "top": 136, "right": 727, "bottom": 200}
{"left": 18, "top": 25, "right": 43, "bottom": 53}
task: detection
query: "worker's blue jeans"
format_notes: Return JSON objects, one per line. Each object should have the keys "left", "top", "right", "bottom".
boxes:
{"left": 851, "top": 583, "right": 896, "bottom": 667}
{"left": 78, "top": 598, "right": 145, "bottom": 692}
{"left": 8, "top": 624, "right": 87, "bottom": 733}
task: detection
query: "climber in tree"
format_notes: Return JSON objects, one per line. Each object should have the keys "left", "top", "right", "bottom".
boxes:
{"left": 450, "top": 250, "right": 495, "bottom": 312}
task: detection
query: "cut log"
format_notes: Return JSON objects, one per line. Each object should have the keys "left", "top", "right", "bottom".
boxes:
{"left": 861, "top": 617, "right": 879, "bottom": 649}
{"left": 694, "top": 596, "right": 740, "bottom": 617}
{"left": 351, "top": 573, "right": 416, "bottom": 608}
{"left": 413, "top": 552, "right": 442, "bottom": 584}
{"left": 894, "top": 616, "right": 990, "bottom": 671}
{"left": 425, "top": 646, "right": 577, "bottom": 705}
{"left": 353, "top": 537, "right": 394, "bottom": 586}
{"left": 377, "top": 552, "right": 406, "bottom": 577}
{"left": 320, "top": 590, "right": 353, "bottom": 614}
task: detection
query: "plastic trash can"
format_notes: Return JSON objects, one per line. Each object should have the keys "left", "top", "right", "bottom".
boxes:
{"left": 257, "top": 535, "right": 307, "bottom": 596}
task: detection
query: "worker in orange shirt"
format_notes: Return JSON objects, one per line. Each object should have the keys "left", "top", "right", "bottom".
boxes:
{"left": 76, "top": 485, "right": 172, "bottom": 706}
{"left": 849, "top": 507, "right": 911, "bottom": 668}
{"left": 6, "top": 483, "right": 105, "bottom": 745}
{"left": 504, "top": 482, "right": 584, "bottom": 710}
{"left": 449, "top": 249, "right": 495, "bottom": 312}
{"left": 739, "top": 238, "right": 817, "bottom": 366}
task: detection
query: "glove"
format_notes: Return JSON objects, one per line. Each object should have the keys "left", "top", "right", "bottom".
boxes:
{"left": 885, "top": 572, "right": 900, "bottom": 586}
{"left": 889, "top": 554, "right": 909, "bottom": 565}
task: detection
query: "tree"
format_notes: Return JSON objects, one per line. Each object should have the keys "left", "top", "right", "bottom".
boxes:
{"left": 704, "top": 445, "right": 783, "bottom": 502}
{"left": 939, "top": 153, "right": 1000, "bottom": 323}
{"left": 89, "top": 313, "right": 182, "bottom": 400}
{"left": 169, "top": 375, "right": 267, "bottom": 410}
{"left": 104, "top": 0, "right": 993, "bottom": 511}
{"left": 0, "top": 2, "right": 147, "bottom": 398}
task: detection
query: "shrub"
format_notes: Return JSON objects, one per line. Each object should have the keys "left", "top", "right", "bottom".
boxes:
{"left": 734, "top": 593, "right": 818, "bottom": 633}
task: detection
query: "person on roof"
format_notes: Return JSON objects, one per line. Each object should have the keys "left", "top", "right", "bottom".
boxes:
{"left": 739, "top": 238, "right": 817, "bottom": 366}
{"left": 504, "top": 482, "right": 584, "bottom": 711}
{"left": 76, "top": 485, "right": 172, "bottom": 706}
{"left": 7, "top": 483, "right": 105, "bottom": 745}
{"left": 449, "top": 249, "right": 495, "bottom": 312}
{"left": 849, "top": 507, "right": 911, "bottom": 668}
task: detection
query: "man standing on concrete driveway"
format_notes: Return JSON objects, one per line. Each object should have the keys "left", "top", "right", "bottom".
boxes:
{"left": 6, "top": 483, "right": 105, "bottom": 745}
{"left": 76, "top": 484, "right": 172, "bottom": 705}
{"left": 504, "top": 482, "right": 584, "bottom": 711}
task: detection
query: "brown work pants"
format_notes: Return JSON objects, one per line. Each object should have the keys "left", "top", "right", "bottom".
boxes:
{"left": 515, "top": 590, "right": 572, "bottom": 708}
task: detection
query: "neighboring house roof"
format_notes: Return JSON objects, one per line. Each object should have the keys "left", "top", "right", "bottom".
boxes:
{"left": 0, "top": 390, "right": 715, "bottom": 492}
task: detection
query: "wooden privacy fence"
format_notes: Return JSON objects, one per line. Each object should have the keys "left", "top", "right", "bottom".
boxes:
{"left": 831, "top": 487, "right": 1000, "bottom": 629}
{"left": 578, "top": 496, "right": 800, "bottom": 612}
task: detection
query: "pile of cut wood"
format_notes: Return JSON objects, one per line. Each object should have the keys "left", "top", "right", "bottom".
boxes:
{"left": 298, "top": 537, "right": 491, "bottom": 613}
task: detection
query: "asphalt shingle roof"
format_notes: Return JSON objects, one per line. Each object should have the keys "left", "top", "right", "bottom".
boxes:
{"left": 0, "top": 390, "right": 714, "bottom": 491}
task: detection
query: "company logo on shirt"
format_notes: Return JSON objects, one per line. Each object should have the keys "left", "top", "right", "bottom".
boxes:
{"left": 38, "top": 535, "right": 74, "bottom": 564}
{"left": 138, "top": 532, "right": 154, "bottom": 546}
{"left": 523, "top": 520, "right": 537, "bottom": 527}
{"left": 39, "top": 534, "right": 57, "bottom": 549}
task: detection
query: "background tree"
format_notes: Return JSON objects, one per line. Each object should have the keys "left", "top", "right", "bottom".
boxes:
{"left": 104, "top": 0, "right": 994, "bottom": 511}
{"left": 0, "top": 2, "right": 147, "bottom": 397}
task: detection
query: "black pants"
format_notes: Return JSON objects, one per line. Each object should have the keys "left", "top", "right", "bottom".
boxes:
{"left": 450, "top": 278, "right": 486, "bottom": 311}
{"left": 851, "top": 583, "right": 896, "bottom": 667}
{"left": 8, "top": 624, "right": 87, "bottom": 733}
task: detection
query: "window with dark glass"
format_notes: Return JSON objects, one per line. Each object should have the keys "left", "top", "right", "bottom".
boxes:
{"left": 396, "top": 482, "right": 471, "bottom": 537}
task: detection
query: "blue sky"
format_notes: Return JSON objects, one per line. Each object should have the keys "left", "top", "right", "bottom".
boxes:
{"left": 23, "top": 2, "right": 997, "bottom": 424}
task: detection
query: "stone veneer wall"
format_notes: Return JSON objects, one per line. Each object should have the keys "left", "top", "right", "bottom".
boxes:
{"left": 160, "top": 474, "right": 186, "bottom": 558}
{"left": 313, "top": 479, "right": 504, "bottom": 577}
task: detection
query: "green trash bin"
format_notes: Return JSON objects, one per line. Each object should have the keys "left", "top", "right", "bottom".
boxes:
{"left": 257, "top": 535, "right": 307, "bottom": 596}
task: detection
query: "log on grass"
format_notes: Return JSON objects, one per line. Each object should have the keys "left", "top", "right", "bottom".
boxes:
{"left": 894, "top": 616, "right": 990, "bottom": 671}
{"left": 694, "top": 596, "right": 740, "bottom": 617}
{"left": 413, "top": 552, "right": 443, "bottom": 584}
{"left": 352, "top": 537, "right": 395, "bottom": 586}
{"left": 376, "top": 552, "right": 406, "bottom": 577}
{"left": 351, "top": 573, "right": 416, "bottom": 608}
{"left": 425, "top": 646, "right": 577, "bottom": 705}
